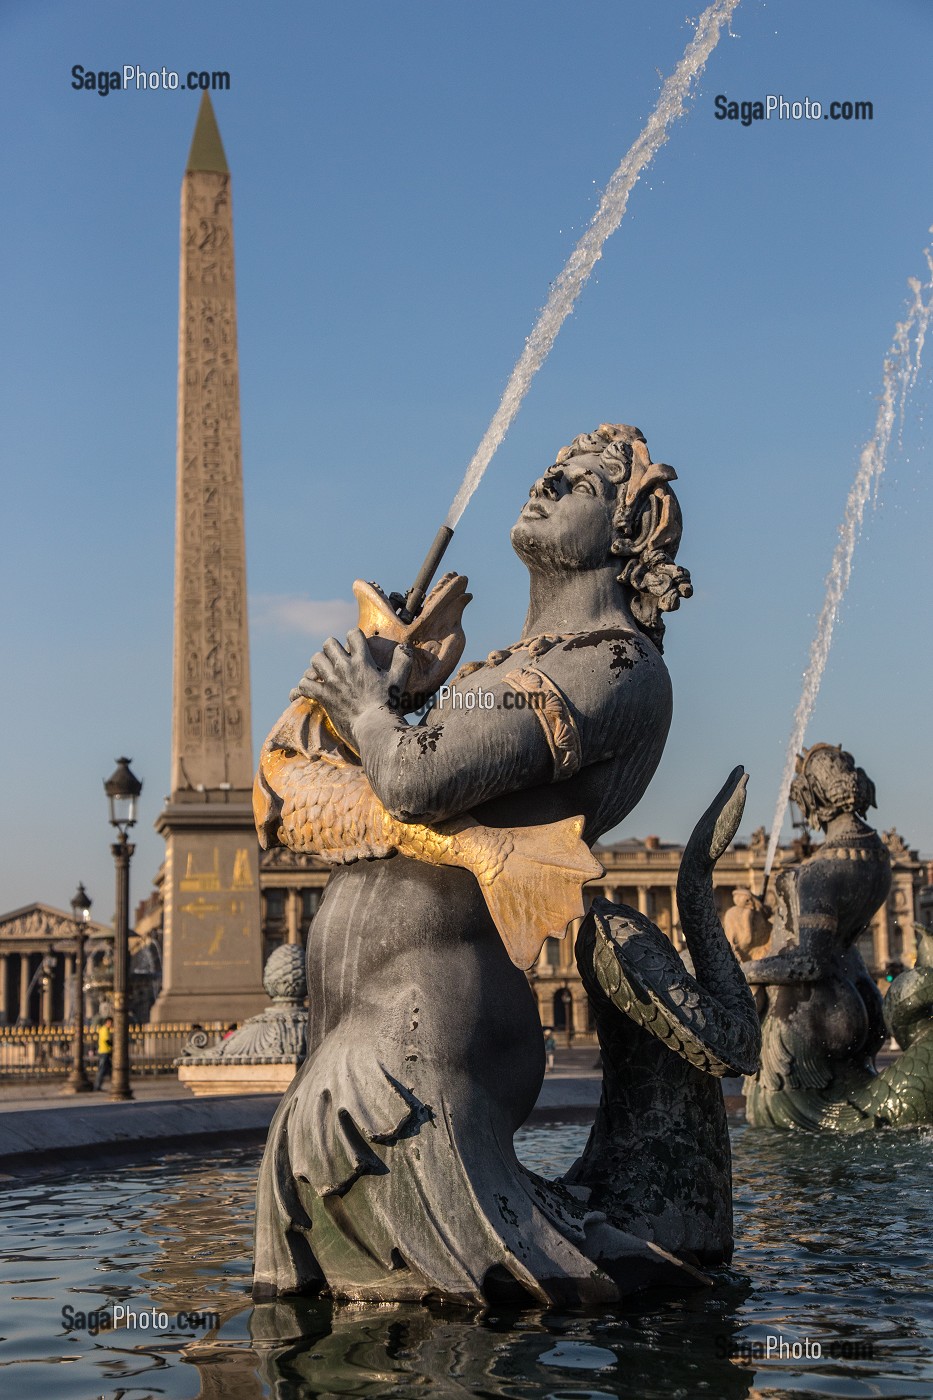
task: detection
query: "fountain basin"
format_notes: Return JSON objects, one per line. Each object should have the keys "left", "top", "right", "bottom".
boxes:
{"left": 1, "top": 1123, "right": 930, "bottom": 1399}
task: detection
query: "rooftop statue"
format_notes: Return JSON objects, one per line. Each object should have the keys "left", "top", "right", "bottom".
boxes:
{"left": 252, "top": 424, "right": 760, "bottom": 1305}
{"left": 744, "top": 743, "right": 933, "bottom": 1131}
{"left": 723, "top": 887, "right": 772, "bottom": 962}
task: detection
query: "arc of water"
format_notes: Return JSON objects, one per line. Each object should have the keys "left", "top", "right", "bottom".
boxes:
{"left": 763, "top": 239, "right": 933, "bottom": 898}
{"left": 444, "top": 0, "right": 741, "bottom": 530}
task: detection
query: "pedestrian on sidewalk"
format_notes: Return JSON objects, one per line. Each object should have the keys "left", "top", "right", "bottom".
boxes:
{"left": 94, "top": 1017, "right": 113, "bottom": 1091}
{"left": 543, "top": 1027, "right": 556, "bottom": 1072}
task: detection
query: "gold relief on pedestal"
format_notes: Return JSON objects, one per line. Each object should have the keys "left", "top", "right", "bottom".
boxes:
{"left": 180, "top": 900, "right": 221, "bottom": 919}
{"left": 180, "top": 850, "right": 221, "bottom": 893}
{"left": 232, "top": 849, "right": 254, "bottom": 890}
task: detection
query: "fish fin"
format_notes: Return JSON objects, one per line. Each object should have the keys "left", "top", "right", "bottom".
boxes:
{"left": 475, "top": 818, "right": 604, "bottom": 970}
{"left": 266, "top": 697, "right": 316, "bottom": 754}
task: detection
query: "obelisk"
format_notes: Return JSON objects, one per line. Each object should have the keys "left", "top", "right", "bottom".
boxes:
{"left": 152, "top": 94, "right": 265, "bottom": 1022}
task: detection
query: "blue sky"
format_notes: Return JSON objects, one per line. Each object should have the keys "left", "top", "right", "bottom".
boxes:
{"left": 1, "top": 0, "right": 931, "bottom": 922}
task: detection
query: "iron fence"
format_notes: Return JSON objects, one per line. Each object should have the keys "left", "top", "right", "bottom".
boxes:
{"left": 0, "top": 1023, "right": 229, "bottom": 1080}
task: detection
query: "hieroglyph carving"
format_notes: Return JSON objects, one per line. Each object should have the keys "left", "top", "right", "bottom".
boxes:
{"left": 173, "top": 169, "right": 251, "bottom": 792}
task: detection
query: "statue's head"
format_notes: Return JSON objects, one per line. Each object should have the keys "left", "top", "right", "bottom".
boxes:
{"left": 790, "top": 743, "right": 877, "bottom": 831}
{"left": 510, "top": 423, "right": 692, "bottom": 650}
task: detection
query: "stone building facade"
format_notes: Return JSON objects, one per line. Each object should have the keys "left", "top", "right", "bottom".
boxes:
{"left": 214, "top": 825, "right": 932, "bottom": 1039}
{"left": 0, "top": 825, "right": 924, "bottom": 1030}
{"left": 528, "top": 826, "right": 925, "bottom": 1039}
{"left": 918, "top": 859, "right": 933, "bottom": 934}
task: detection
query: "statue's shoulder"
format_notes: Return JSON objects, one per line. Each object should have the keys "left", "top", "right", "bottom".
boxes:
{"left": 535, "top": 627, "right": 670, "bottom": 703}
{"left": 516, "top": 627, "right": 671, "bottom": 762}
{"left": 556, "top": 626, "right": 662, "bottom": 672}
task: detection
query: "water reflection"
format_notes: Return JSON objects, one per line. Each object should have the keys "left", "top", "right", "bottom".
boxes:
{"left": 0, "top": 1124, "right": 930, "bottom": 1398}
{"left": 241, "top": 1293, "right": 757, "bottom": 1399}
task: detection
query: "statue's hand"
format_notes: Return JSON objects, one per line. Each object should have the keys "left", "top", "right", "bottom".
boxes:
{"left": 290, "top": 629, "right": 414, "bottom": 750}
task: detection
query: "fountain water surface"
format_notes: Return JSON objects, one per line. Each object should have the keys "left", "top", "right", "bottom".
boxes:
{"left": 444, "top": 0, "right": 740, "bottom": 530}
{"left": 2, "top": 1128, "right": 931, "bottom": 1397}
{"left": 764, "top": 238, "right": 933, "bottom": 897}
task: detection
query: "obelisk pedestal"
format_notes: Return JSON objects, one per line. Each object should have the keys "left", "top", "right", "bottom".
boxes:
{"left": 152, "top": 94, "right": 265, "bottom": 1022}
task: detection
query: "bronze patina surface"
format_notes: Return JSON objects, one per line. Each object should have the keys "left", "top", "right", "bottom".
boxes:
{"left": 253, "top": 424, "right": 759, "bottom": 1304}
{"left": 744, "top": 743, "right": 933, "bottom": 1131}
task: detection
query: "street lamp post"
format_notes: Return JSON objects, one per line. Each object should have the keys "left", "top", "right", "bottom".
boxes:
{"left": 104, "top": 757, "right": 142, "bottom": 1102}
{"left": 64, "top": 883, "right": 93, "bottom": 1094}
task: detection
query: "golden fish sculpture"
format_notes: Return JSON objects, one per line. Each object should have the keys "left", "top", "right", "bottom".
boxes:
{"left": 253, "top": 573, "right": 603, "bottom": 969}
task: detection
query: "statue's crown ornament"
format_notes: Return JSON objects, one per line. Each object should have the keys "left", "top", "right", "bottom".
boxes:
{"left": 791, "top": 743, "right": 877, "bottom": 830}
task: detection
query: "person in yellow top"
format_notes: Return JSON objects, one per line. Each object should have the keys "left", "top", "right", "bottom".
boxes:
{"left": 94, "top": 1016, "right": 114, "bottom": 1091}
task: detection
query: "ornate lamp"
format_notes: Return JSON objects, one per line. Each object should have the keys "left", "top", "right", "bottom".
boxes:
{"left": 104, "top": 757, "right": 142, "bottom": 833}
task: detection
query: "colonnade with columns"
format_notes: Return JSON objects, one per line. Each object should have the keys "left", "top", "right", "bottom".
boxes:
{"left": 0, "top": 947, "right": 84, "bottom": 1026}
{"left": 0, "top": 905, "right": 116, "bottom": 1028}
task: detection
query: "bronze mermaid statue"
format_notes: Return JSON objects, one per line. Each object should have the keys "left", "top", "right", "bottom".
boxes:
{"left": 743, "top": 742, "right": 933, "bottom": 1131}
{"left": 252, "top": 423, "right": 760, "bottom": 1305}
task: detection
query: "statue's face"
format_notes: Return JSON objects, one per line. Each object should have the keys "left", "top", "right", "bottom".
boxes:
{"left": 511, "top": 452, "right": 616, "bottom": 570}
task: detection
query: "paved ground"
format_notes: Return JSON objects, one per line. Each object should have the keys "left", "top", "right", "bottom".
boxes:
{"left": 0, "top": 1045, "right": 603, "bottom": 1113}
{"left": 543, "top": 1046, "right": 602, "bottom": 1078}
{"left": 0, "top": 1074, "right": 198, "bottom": 1112}
{"left": 0, "top": 1076, "right": 193, "bottom": 1111}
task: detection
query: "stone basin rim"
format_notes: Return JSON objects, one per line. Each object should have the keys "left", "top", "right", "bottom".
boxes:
{"left": 0, "top": 1093, "right": 605, "bottom": 1178}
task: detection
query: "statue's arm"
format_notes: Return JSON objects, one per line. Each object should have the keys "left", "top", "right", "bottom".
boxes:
{"left": 354, "top": 675, "right": 565, "bottom": 823}
{"left": 743, "top": 951, "right": 824, "bottom": 984}
{"left": 292, "top": 630, "right": 655, "bottom": 824}
{"left": 288, "top": 630, "right": 556, "bottom": 821}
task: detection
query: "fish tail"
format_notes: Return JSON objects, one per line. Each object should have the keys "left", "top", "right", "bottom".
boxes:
{"left": 460, "top": 818, "right": 604, "bottom": 970}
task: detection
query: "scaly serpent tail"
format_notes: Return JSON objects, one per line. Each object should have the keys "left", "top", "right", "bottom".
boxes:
{"left": 675, "top": 767, "right": 761, "bottom": 1072}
